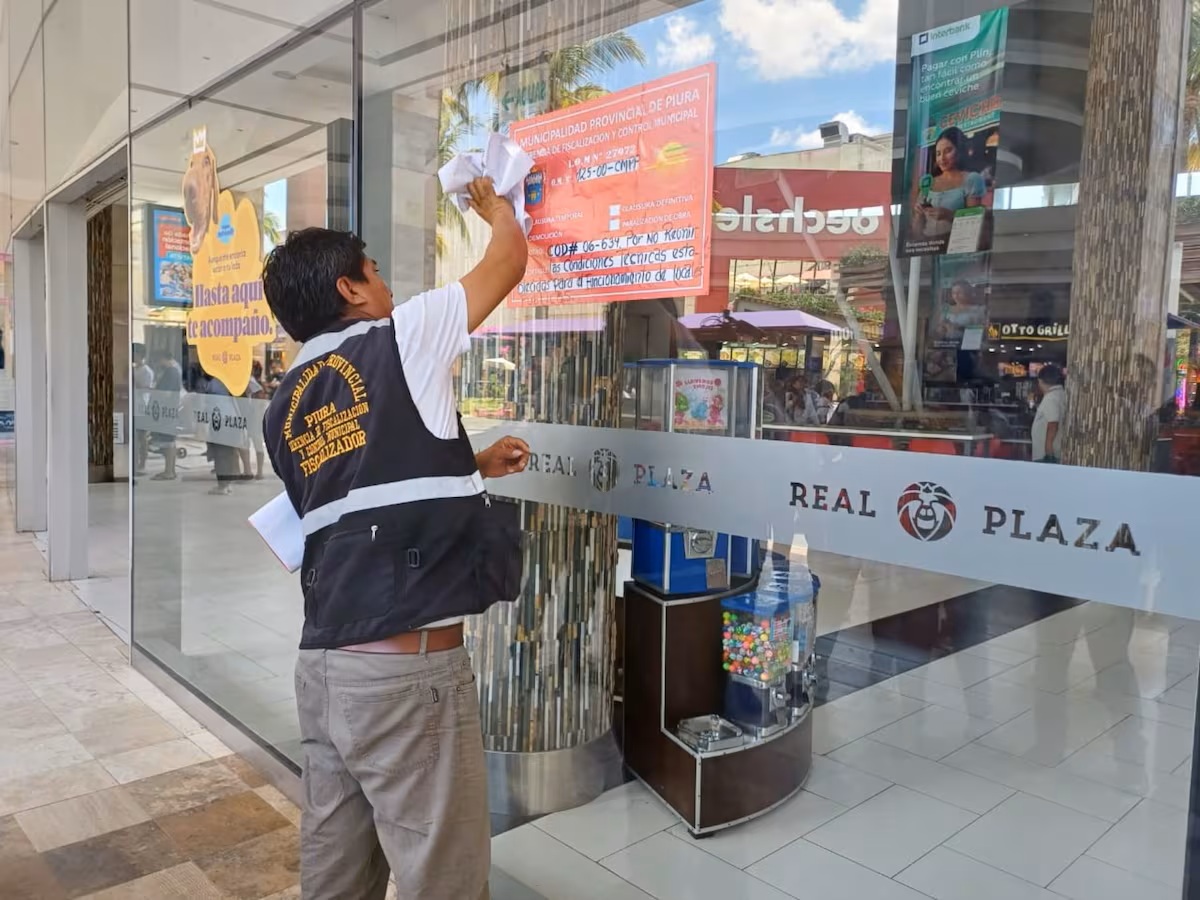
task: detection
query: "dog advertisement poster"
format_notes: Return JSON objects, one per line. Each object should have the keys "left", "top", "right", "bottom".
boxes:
{"left": 182, "top": 127, "right": 276, "bottom": 397}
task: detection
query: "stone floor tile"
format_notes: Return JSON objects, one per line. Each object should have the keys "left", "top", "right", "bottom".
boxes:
{"left": 0, "top": 761, "right": 118, "bottom": 818}
{"left": 99, "top": 738, "right": 210, "bottom": 785}
{"left": 0, "top": 854, "right": 70, "bottom": 900}
{"left": 154, "top": 791, "right": 290, "bottom": 858}
{"left": 15, "top": 786, "right": 150, "bottom": 852}
{"left": 72, "top": 713, "right": 182, "bottom": 759}
{"left": 254, "top": 784, "right": 301, "bottom": 828}
{"left": 195, "top": 825, "right": 301, "bottom": 900}
{"left": 0, "top": 814, "right": 38, "bottom": 862}
{"left": 122, "top": 760, "right": 248, "bottom": 818}
{"left": 76, "top": 861, "right": 225, "bottom": 900}
{"left": 42, "top": 821, "right": 184, "bottom": 898}
{"left": 223, "top": 754, "right": 269, "bottom": 788}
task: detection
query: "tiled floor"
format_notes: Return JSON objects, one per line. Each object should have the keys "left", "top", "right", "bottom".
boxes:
{"left": 0, "top": 490, "right": 309, "bottom": 900}
{"left": 496, "top": 601, "right": 1197, "bottom": 899}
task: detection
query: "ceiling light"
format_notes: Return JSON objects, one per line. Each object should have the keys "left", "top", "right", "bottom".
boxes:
{"left": 273, "top": 70, "right": 297, "bottom": 81}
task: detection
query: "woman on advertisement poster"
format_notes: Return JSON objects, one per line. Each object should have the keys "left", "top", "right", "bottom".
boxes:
{"left": 912, "top": 127, "right": 985, "bottom": 240}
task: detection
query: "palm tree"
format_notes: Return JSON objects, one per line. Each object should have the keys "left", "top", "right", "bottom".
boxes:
{"left": 437, "top": 88, "right": 478, "bottom": 259}
{"left": 545, "top": 33, "right": 646, "bottom": 109}
{"left": 261, "top": 211, "right": 284, "bottom": 251}
{"left": 435, "top": 32, "right": 646, "bottom": 257}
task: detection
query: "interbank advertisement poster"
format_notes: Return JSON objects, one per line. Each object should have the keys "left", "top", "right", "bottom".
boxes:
{"left": 897, "top": 9, "right": 1009, "bottom": 258}
{"left": 925, "top": 254, "right": 990, "bottom": 382}
{"left": 508, "top": 63, "right": 716, "bottom": 307}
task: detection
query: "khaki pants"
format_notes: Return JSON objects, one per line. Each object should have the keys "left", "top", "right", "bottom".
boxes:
{"left": 295, "top": 646, "right": 490, "bottom": 900}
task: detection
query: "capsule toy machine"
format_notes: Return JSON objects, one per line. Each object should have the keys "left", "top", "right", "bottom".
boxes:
{"left": 630, "top": 359, "right": 763, "bottom": 596}
{"left": 722, "top": 552, "right": 818, "bottom": 737}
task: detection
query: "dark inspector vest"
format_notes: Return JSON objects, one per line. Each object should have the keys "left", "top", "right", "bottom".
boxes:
{"left": 263, "top": 317, "right": 521, "bottom": 650}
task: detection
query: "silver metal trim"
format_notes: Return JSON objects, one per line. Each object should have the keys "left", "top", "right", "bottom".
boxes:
{"left": 485, "top": 732, "right": 623, "bottom": 818}
{"left": 659, "top": 703, "right": 811, "bottom": 760}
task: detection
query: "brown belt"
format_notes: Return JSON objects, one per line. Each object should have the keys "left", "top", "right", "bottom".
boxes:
{"left": 340, "top": 624, "right": 464, "bottom": 655}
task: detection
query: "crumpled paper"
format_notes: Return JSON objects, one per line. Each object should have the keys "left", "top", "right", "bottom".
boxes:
{"left": 437, "top": 132, "right": 535, "bottom": 236}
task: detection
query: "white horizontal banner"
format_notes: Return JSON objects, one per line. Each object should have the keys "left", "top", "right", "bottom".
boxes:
{"left": 471, "top": 423, "right": 1200, "bottom": 619}
{"left": 132, "top": 389, "right": 269, "bottom": 449}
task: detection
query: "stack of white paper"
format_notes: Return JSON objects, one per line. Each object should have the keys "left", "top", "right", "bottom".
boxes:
{"left": 249, "top": 492, "right": 304, "bottom": 574}
{"left": 438, "top": 132, "right": 535, "bottom": 236}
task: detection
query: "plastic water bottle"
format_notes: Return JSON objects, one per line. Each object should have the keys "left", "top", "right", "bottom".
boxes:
{"left": 754, "top": 544, "right": 815, "bottom": 667}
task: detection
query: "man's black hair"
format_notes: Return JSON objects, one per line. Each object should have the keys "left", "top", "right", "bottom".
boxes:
{"left": 262, "top": 227, "right": 369, "bottom": 342}
{"left": 1039, "top": 364, "right": 1064, "bottom": 386}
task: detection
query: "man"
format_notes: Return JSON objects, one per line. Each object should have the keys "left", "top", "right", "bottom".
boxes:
{"left": 132, "top": 344, "right": 156, "bottom": 475}
{"left": 1033, "top": 364, "right": 1066, "bottom": 462}
{"left": 151, "top": 347, "right": 183, "bottom": 481}
{"left": 203, "top": 367, "right": 243, "bottom": 496}
{"left": 261, "top": 176, "right": 528, "bottom": 900}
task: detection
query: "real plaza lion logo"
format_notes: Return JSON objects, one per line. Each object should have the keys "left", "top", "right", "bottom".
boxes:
{"left": 589, "top": 449, "right": 619, "bottom": 493}
{"left": 897, "top": 481, "right": 956, "bottom": 542}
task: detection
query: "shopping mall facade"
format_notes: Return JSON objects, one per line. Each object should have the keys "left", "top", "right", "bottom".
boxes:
{"left": 4, "top": 0, "right": 1200, "bottom": 895}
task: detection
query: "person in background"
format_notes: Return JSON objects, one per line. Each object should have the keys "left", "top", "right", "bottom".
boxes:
{"left": 763, "top": 367, "right": 791, "bottom": 428}
{"left": 786, "top": 373, "right": 821, "bottom": 426}
{"left": 240, "top": 360, "right": 268, "bottom": 480}
{"left": 815, "top": 380, "right": 837, "bottom": 424}
{"left": 132, "top": 344, "right": 156, "bottom": 476}
{"left": 151, "top": 348, "right": 183, "bottom": 481}
{"left": 829, "top": 391, "right": 867, "bottom": 427}
{"left": 205, "top": 371, "right": 243, "bottom": 495}
{"left": 1032, "top": 364, "right": 1066, "bottom": 463}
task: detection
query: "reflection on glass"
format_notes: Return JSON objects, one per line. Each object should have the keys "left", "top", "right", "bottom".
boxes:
{"left": 131, "top": 21, "right": 353, "bottom": 765}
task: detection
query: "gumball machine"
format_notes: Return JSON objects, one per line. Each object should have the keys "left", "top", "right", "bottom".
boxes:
{"left": 722, "top": 552, "right": 817, "bottom": 737}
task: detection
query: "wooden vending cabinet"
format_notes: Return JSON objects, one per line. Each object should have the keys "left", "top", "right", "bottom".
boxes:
{"left": 622, "top": 580, "right": 813, "bottom": 835}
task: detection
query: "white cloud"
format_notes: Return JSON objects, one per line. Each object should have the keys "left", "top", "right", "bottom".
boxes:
{"left": 719, "top": 0, "right": 897, "bottom": 80}
{"left": 769, "top": 111, "right": 886, "bottom": 149}
{"left": 656, "top": 15, "right": 716, "bottom": 68}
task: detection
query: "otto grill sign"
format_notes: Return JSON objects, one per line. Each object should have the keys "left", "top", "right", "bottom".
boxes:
{"left": 471, "top": 423, "right": 1192, "bottom": 618}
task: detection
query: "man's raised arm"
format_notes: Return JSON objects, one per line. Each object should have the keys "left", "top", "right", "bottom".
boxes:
{"left": 460, "top": 177, "right": 529, "bottom": 332}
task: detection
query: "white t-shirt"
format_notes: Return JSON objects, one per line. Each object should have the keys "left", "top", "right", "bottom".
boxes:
{"left": 392, "top": 282, "right": 473, "bottom": 439}
{"left": 391, "top": 282, "right": 473, "bottom": 629}
{"left": 1032, "top": 385, "right": 1065, "bottom": 461}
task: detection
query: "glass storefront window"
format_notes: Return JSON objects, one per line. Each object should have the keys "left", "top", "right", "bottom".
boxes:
{"left": 59, "top": 0, "right": 1198, "bottom": 891}
{"left": 130, "top": 15, "right": 353, "bottom": 763}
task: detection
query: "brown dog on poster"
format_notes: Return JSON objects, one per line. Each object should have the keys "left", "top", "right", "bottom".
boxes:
{"left": 182, "top": 129, "right": 220, "bottom": 254}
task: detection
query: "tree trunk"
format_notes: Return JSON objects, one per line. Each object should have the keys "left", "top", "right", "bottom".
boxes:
{"left": 1063, "top": 0, "right": 1187, "bottom": 470}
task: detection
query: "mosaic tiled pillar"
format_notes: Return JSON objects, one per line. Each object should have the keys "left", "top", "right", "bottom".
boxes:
{"left": 87, "top": 209, "right": 114, "bottom": 477}
{"left": 467, "top": 303, "right": 625, "bottom": 755}
{"left": 1063, "top": 0, "right": 1187, "bottom": 469}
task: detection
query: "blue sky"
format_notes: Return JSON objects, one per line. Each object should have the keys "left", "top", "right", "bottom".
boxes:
{"left": 263, "top": 179, "right": 287, "bottom": 252}
{"left": 599, "top": 0, "right": 899, "bottom": 162}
